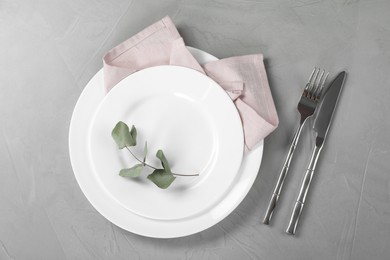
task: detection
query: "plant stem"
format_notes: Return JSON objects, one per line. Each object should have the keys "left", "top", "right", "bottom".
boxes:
{"left": 171, "top": 173, "right": 199, "bottom": 177}
{"left": 125, "top": 146, "right": 158, "bottom": 170}
{"left": 125, "top": 146, "right": 199, "bottom": 176}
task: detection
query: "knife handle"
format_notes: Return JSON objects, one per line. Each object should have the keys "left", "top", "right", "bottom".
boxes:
{"left": 286, "top": 145, "right": 322, "bottom": 235}
{"left": 263, "top": 122, "right": 305, "bottom": 225}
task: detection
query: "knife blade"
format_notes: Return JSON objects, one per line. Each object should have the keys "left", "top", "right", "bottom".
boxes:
{"left": 286, "top": 71, "right": 346, "bottom": 235}
{"left": 314, "top": 71, "right": 346, "bottom": 148}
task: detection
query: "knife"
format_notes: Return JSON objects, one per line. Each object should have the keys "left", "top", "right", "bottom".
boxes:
{"left": 286, "top": 71, "right": 346, "bottom": 235}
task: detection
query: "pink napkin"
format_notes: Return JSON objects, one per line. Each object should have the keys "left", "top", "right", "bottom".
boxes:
{"left": 103, "top": 16, "right": 278, "bottom": 152}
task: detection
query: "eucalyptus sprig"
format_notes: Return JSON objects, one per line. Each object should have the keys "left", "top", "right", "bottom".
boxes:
{"left": 111, "top": 121, "right": 198, "bottom": 189}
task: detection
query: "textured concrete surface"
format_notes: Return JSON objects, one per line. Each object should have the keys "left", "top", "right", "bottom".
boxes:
{"left": 1, "top": 0, "right": 390, "bottom": 259}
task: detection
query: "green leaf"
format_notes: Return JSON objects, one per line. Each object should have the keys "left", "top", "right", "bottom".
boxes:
{"left": 147, "top": 169, "right": 176, "bottom": 189}
{"left": 130, "top": 125, "right": 137, "bottom": 146}
{"left": 156, "top": 150, "right": 171, "bottom": 173}
{"left": 143, "top": 141, "right": 148, "bottom": 164}
{"left": 119, "top": 164, "right": 144, "bottom": 178}
{"left": 111, "top": 121, "right": 136, "bottom": 149}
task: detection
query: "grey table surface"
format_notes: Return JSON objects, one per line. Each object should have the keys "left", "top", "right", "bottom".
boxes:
{"left": 1, "top": 0, "right": 390, "bottom": 259}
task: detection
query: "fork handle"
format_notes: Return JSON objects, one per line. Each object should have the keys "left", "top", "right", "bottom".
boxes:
{"left": 263, "top": 121, "right": 305, "bottom": 225}
{"left": 286, "top": 145, "right": 322, "bottom": 235}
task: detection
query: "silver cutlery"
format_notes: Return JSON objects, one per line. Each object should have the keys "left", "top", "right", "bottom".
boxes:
{"left": 263, "top": 68, "right": 328, "bottom": 225}
{"left": 286, "top": 71, "right": 346, "bottom": 235}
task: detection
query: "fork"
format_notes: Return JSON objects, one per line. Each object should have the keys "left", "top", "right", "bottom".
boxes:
{"left": 263, "top": 68, "right": 328, "bottom": 225}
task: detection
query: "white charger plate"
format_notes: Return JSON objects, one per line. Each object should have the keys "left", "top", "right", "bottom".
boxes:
{"left": 69, "top": 47, "right": 264, "bottom": 238}
{"left": 89, "top": 65, "right": 244, "bottom": 220}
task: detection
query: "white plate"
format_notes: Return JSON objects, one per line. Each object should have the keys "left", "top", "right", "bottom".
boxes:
{"left": 69, "top": 47, "right": 264, "bottom": 238}
{"left": 89, "top": 65, "right": 243, "bottom": 220}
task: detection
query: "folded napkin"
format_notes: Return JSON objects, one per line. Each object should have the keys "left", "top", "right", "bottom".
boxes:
{"left": 103, "top": 16, "right": 278, "bottom": 152}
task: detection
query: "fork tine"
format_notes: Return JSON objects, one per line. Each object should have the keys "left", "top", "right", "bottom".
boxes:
{"left": 308, "top": 68, "right": 320, "bottom": 98}
{"left": 304, "top": 68, "right": 317, "bottom": 91}
{"left": 313, "top": 70, "right": 325, "bottom": 97}
{"left": 304, "top": 68, "right": 319, "bottom": 98}
{"left": 310, "top": 68, "right": 320, "bottom": 90}
{"left": 315, "top": 71, "right": 329, "bottom": 100}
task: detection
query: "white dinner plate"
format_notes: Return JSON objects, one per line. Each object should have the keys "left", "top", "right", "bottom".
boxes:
{"left": 69, "top": 47, "right": 264, "bottom": 238}
{"left": 89, "top": 65, "right": 244, "bottom": 220}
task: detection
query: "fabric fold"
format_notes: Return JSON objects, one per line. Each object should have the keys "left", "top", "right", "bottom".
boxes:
{"left": 103, "top": 16, "right": 278, "bottom": 152}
